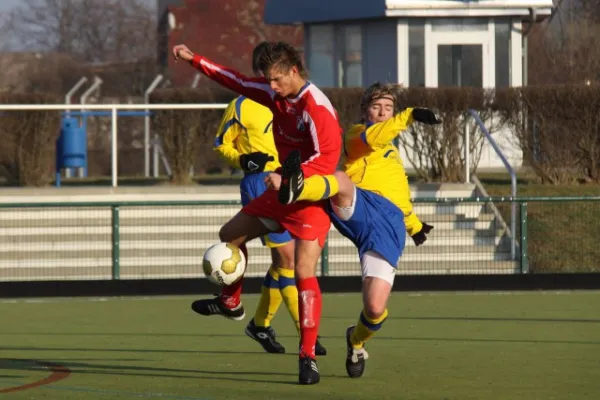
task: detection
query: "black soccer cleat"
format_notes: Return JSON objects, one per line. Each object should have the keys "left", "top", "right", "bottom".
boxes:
{"left": 278, "top": 150, "right": 304, "bottom": 205}
{"left": 345, "top": 326, "right": 369, "bottom": 378}
{"left": 244, "top": 319, "right": 286, "bottom": 354}
{"left": 315, "top": 336, "right": 327, "bottom": 356}
{"left": 191, "top": 295, "right": 245, "bottom": 321}
{"left": 298, "top": 355, "right": 320, "bottom": 385}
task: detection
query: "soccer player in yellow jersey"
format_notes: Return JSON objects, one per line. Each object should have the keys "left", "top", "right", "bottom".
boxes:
{"left": 276, "top": 82, "right": 439, "bottom": 377}
{"left": 192, "top": 43, "right": 326, "bottom": 357}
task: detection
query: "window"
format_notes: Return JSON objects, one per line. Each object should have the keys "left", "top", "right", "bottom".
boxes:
{"left": 308, "top": 24, "right": 363, "bottom": 88}
{"left": 438, "top": 45, "right": 483, "bottom": 87}
{"left": 308, "top": 25, "right": 335, "bottom": 87}
{"left": 408, "top": 19, "right": 425, "bottom": 87}
{"left": 495, "top": 19, "right": 511, "bottom": 88}
{"left": 338, "top": 25, "right": 363, "bottom": 87}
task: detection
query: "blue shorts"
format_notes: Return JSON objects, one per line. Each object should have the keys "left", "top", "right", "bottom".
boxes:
{"left": 240, "top": 172, "right": 293, "bottom": 247}
{"left": 328, "top": 187, "right": 406, "bottom": 267}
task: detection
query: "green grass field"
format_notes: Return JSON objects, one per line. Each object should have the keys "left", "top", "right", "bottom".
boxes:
{"left": 1, "top": 292, "right": 599, "bottom": 400}
{"left": 478, "top": 173, "right": 600, "bottom": 273}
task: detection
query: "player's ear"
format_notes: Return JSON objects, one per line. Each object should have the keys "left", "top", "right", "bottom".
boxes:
{"left": 290, "top": 65, "right": 299, "bottom": 77}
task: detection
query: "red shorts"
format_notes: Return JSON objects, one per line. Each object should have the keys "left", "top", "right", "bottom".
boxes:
{"left": 241, "top": 190, "right": 330, "bottom": 247}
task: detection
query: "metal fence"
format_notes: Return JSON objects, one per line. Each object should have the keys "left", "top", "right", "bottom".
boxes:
{"left": 0, "top": 197, "right": 598, "bottom": 282}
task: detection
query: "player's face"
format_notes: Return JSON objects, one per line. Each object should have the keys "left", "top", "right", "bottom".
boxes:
{"left": 266, "top": 66, "right": 297, "bottom": 97}
{"left": 366, "top": 97, "right": 395, "bottom": 123}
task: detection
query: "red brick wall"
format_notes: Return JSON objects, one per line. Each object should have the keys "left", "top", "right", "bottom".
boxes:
{"left": 165, "top": 0, "right": 303, "bottom": 87}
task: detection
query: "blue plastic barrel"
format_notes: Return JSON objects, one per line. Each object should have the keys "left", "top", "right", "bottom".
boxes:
{"left": 58, "top": 117, "right": 87, "bottom": 169}
{"left": 55, "top": 117, "right": 87, "bottom": 186}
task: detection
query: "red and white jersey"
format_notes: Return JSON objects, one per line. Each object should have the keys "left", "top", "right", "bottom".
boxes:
{"left": 191, "top": 55, "right": 342, "bottom": 177}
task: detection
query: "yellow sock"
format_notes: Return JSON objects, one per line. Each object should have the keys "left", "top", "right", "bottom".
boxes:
{"left": 297, "top": 175, "right": 339, "bottom": 202}
{"left": 350, "top": 308, "right": 389, "bottom": 349}
{"left": 253, "top": 267, "right": 282, "bottom": 327}
{"left": 277, "top": 267, "right": 300, "bottom": 333}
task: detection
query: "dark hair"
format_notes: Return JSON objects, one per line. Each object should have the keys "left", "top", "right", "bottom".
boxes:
{"left": 253, "top": 41, "right": 307, "bottom": 79}
{"left": 252, "top": 41, "right": 270, "bottom": 75}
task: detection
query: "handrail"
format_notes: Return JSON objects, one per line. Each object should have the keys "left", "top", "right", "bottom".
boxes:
{"left": 467, "top": 109, "right": 517, "bottom": 260}
{"left": 0, "top": 103, "right": 229, "bottom": 188}
{"left": 0, "top": 196, "right": 598, "bottom": 208}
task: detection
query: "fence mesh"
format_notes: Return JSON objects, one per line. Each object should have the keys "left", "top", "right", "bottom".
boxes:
{"left": 0, "top": 198, "right": 597, "bottom": 282}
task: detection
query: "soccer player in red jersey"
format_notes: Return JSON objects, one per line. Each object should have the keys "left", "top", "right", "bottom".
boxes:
{"left": 173, "top": 41, "right": 342, "bottom": 385}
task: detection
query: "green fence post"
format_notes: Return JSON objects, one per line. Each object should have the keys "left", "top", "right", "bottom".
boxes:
{"left": 520, "top": 202, "right": 529, "bottom": 274}
{"left": 111, "top": 206, "right": 121, "bottom": 280}
{"left": 321, "top": 234, "right": 329, "bottom": 276}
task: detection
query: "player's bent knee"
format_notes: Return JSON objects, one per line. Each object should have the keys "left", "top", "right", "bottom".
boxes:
{"left": 219, "top": 213, "right": 269, "bottom": 245}
{"left": 363, "top": 299, "right": 387, "bottom": 320}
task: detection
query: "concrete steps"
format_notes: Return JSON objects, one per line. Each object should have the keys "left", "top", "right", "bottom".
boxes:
{"left": 0, "top": 183, "right": 520, "bottom": 281}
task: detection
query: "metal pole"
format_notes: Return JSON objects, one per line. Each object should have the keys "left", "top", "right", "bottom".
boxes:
{"left": 191, "top": 73, "right": 200, "bottom": 88}
{"left": 465, "top": 115, "right": 470, "bottom": 183}
{"left": 111, "top": 106, "right": 118, "bottom": 188}
{"left": 62, "top": 77, "right": 89, "bottom": 182}
{"left": 65, "top": 77, "right": 88, "bottom": 108}
{"left": 320, "top": 234, "right": 329, "bottom": 276}
{"left": 80, "top": 76, "right": 103, "bottom": 109}
{"left": 144, "top": 74, "right": 164, "bottom": 177}
{"left": 77, "top": 76, "right": 103, "bottom": 179}
{"left": 153, "top": 133, "right": 160, "bottom": 177}
{"left": 467, "top": 109, "right": 517, "bottom": 260}
{"left": 520, "top": 202, "right": 529, "bottom": 274}
{"left": 111, "top": 205, "right": 121, "bottom": 280}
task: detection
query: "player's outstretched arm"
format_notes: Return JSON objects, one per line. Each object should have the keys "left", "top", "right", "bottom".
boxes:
{"left": 363, "top": 108, "right": 441, "bottom": 149}
{"left": 173, "top": 44, "right": 275, "bottom": 108}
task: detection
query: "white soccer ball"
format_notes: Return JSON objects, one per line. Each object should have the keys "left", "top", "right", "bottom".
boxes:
{"left": 202, "top": 242, "right": 246, "bottom": 286}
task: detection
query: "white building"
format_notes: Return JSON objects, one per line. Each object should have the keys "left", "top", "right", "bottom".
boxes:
{"left": 265, "top": 0, "right": 556, "bottom": 172}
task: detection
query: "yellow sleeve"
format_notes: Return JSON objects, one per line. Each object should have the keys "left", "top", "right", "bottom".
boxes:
{"left": 404, "top": 210, "right": 423, "bottom": 237}
{"left": 214, "top": 100, "right": 243, "bottom": 169}
{"left": 399, "top": 177, "right": 423, "bottom": 236}
{"left": 362, "top": 108, "right": 414, "bottom": 149}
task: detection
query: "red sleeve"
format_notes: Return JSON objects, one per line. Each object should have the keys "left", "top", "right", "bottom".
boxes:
{"left": 301, "top": 106, "right": 342, "bottom": 177}
{"left": 191, "top": 54, "right": 274, "bottom": 107}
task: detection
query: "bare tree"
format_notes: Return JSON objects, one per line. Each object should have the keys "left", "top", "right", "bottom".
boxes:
{"left": 528, "top": 0, "right": 600, "bottom": 85}
{"left": 5, "top": 0, "right": 156, "bottom": 64}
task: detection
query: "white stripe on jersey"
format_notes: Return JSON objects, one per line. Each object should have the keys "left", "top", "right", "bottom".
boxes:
{"left": 307, "top": 85, "right": 337, "bottom": 120}
{"left": 302, "top": 110, "right": 321, "bottom": 165}
{"left": 199, "top": 59, "right": 276, "bottom": 99}
{"left": 288, "top": 83, "right": 337, "bottom": 121}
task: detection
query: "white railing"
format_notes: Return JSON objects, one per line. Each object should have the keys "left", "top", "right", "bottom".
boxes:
{"left": 0, "top": 103, "right": 229, "bottom": 187}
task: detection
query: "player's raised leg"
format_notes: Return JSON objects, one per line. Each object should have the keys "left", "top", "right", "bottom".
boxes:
{"left": 191, "top": 211, "right": 271, "bottom": 320}
{"left": 295, "top": 237, "right": 324, "bottom": 385}
{"left": 347, "top": 256, "right": 393, "bottom": 378}
{"left": 279, "top": 151, "right": 352, "bottom": 205}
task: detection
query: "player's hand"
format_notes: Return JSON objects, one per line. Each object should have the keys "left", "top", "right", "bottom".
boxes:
{"left": 173, "top": 44, "right": 195, "bottom": 62}
{"left": 412, "top": 108, "right": 442, "bottom": 125}
{"left": 239, "top": 152, "right": 274, "bottom": 173}
{"left": 264, "top": 173, "right": 282, "bottom": 190}
{"left": 411, "top": 222, "right": 434, "bottom": 246}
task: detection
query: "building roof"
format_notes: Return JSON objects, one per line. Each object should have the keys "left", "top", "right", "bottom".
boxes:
{"left": 265, "top": 0, "right": 555, "bottom": 24}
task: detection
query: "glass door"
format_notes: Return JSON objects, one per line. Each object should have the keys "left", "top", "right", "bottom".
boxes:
{"left": 425, "top": 18, "right": 494, "bottom": 88}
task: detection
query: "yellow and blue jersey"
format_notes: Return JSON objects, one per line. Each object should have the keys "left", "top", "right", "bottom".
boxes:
{"left": 215, "top": 96, "right": 291, "bottom": 248}
{"left": 341, "top": 108, "right": 423, "bottom": 236}
{"left": 214, "top": 96, "right": 280, "bottom": 172}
